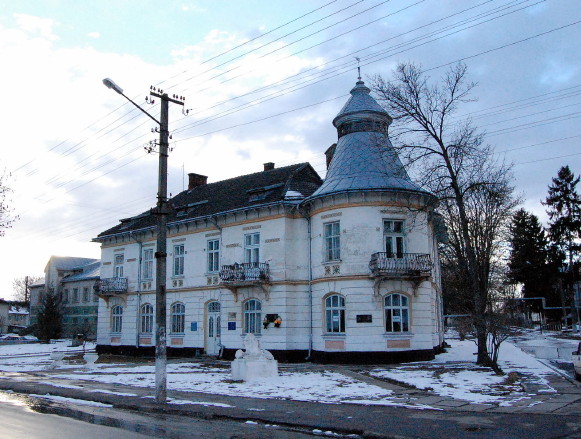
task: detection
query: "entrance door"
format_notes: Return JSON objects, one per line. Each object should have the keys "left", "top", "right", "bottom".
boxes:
{"left": 206, "top": 301, "right": 221, "bottom": 355}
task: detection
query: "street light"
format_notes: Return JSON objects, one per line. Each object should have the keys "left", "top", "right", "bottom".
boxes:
{"left": 102, "top": 78, "right": 123, "bottom": 94}
{"left": 103, "top": 78, "right": 184, "bottom": 403}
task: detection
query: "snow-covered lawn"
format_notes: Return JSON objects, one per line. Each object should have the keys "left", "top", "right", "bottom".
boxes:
{"left": 0, "top": 340, "right": 95, "bottom": 372}
{"left": 370, "top": 333, "right": 563, "bottom": 406}
{"left": 55, "top": 364, "right": 407, "bottom": 406}
{"left": 0, "top": 331, "right": 574, "bottom": 409}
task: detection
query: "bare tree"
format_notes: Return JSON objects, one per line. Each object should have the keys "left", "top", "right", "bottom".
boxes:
{"left": 12, "top": 276, "right": 42, "bottom": 303}
{"left": 372, "top": 62, "right": 518, "bottom": 367}
{"left": 0, "top": 170, "right": 17, "bottom": 236}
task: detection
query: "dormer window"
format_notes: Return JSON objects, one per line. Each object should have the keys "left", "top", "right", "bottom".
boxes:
{"left": 174, "top": 200, "right": 208, "bottom": 218}
{"left": 247, "top": 183, "right": 284, "bottom": 203}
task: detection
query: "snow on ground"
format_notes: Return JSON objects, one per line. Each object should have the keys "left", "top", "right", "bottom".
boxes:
{"left": 0, "top": 331, "right": 575, "bottom": 408}
{"left": 0, "top": 341, "right": 94, "bottom": 372}
{"left": 29, "top": 393, "right": 113, "bottom": 407}
{"left": 56, "top": 365, "right": 402, "bottom": 406}
{"left": 370, "top": 333, "right": 562, "bottom": 406}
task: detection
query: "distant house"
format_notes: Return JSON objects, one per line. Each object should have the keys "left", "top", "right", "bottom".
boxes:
{"left": 7, "top": 304, "right": 29, "bottom": 333}
{"left": 30, "top": 256, "right": 100, "bottom": 338}
{"left": 0, "top": 299, "right": 8, "bottom": 333}
{"left": 92, "top": 79, "right": 445, "bottom": 362}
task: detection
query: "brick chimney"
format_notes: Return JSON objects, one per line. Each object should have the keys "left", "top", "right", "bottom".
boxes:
{"left": 188, "top": 173, "right": 208, "bottom": 190}
{"left": 325, "top": 143, "right": 337, "bottom": 169}
{"left": 263, "top": 162, "right": 275, "bottom": 171}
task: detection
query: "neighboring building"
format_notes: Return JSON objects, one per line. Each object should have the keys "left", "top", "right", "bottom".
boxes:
{"left": 7, "top": 304, "right": 29, "bottom": 333}
{"left": 0, "top": 299, "right": 9, "bottom": 333}
{"left": 60, "top": 260, "right": 100, "bottom": 338}
{"left": 30, "top": 256, "right": 100, "bottom": 338}
{"left": 93, "top": 79, "right": 445, "bottom": 362}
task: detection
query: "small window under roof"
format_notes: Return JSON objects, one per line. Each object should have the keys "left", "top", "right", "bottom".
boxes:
{"left": 174, "top": 199, "right": 208, "bottom": 217}
{"left": 247, "top": 183, "right": 284, "bottom": 202}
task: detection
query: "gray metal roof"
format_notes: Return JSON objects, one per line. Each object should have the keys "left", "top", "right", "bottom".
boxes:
{"left": 309, "top": 131, "right": 427, "bottom": 198}
{"left": 48, "top": 256, "right": 99, "bottom": 271}
{"left": 333, "top": 80, "right": 389, "bottom": 126}
{"left": 309, "top": 80, "right": 430, "bottom": 200}
{"left": 61, "top": 260, "right": 101, "bottom": 283}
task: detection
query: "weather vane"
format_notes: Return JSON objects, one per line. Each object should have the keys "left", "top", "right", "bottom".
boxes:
{"left": 355, "top": 57, "right": 361, "bottom": 81}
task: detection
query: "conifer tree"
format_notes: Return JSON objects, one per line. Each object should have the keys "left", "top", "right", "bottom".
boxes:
{"left": 508, "top": 209, "right": 556, "bottom": 307}
{"left": 35, "top": 289, "right": 63, "bottom": 341}
{"left": 543, "top": 165, "right": 581, "bottom": 324}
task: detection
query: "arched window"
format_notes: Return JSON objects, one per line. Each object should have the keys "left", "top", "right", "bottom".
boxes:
{"left": 384, "top": 293, "right": 409, "bottom": 332}
{"left": 325, "top": 294, "right": 345, "bottom": 333}
{"left": 140, "top": 303, "right": 153, "bottom": 334}
{"left": 243, "top": 299, "right": 261, "bottom": 334}
{"left": 171, "top": 302, "right": 185, "bottom": 334}
{"left": 111, "top": 305, "right": 123, "bottom": 333}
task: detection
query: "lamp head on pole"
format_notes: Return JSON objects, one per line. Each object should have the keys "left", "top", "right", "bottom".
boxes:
{"left": 102, "top": 77, "right": 124, "bottom": 94}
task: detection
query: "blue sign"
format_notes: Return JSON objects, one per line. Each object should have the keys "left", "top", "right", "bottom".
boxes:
{"left": 228, "top": 322, "right": 236, "bottom": 331}
{"left": 190, "top": 322, "right": 198, "bottom": 331}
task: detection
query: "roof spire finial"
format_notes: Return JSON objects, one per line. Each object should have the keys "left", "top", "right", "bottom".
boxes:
{"left": 355, "top": 57, "right": 361, "bottom": 81}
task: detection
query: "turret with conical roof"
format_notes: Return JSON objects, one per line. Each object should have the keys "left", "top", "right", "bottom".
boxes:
{"left": 308, "top": 79, "right": 429, "bottom": 200}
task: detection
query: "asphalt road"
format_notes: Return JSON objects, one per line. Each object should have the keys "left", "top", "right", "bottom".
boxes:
{"left": 0, "top": 391, "right": 320, "bottom": 439}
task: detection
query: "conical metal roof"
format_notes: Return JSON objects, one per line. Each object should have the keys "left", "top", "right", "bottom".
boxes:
{"left": 333, "top": 80, "right": 387, "bottom": 126}
{"left": 308, "top": 80, "right": 430, "bottom": 200}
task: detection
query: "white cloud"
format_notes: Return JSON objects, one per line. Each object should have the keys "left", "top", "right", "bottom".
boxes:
{"left": 13, "top": 13, "right": 58, "bottom": 41}
{"left": 87, "top": 31, "right": 100, "bottom": 39}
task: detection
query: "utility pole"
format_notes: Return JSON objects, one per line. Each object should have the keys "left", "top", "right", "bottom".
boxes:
{"left": 149, "top": 89, "right": 184, "bottom": 403}
{"left": 102, "top": 78, "right": 185, "bottom": 403}
{"left": 24, "top": 276, "right": 29, "bottom": 303}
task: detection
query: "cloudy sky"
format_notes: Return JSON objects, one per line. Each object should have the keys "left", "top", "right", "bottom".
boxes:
{"left": 0, "top": 0, "right": 579, "bottom": 298}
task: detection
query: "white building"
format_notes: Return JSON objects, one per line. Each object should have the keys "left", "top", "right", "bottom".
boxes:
{"left": 93, "top": 80, "right": 445, "bottom": 362}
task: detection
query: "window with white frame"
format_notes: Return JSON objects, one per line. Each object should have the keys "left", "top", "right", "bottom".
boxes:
{"left": 171, "top": 302, "right": 185, "bottom": 333}
{"left": 207, "top": 239, "right": 220, "bottom": 273}
{"left": 243, "top": 299, "right": 261, "bottom": 334}
{"left": 140, "top": 303, "right": 153, "bottom": 334}
{"left": 111, "top": 305, "right": 123, "bottom": 333}
{"left": 173, "top": 244, "right": 185, "bottom": 277}
{"left": 325, "top": 294, "right": 345, "bottom": 333}
{"left": 114, "top": 254, "right": 124, "bottom": 278}
{"left": 83, "top": 287, "right": 89, "bottom": 302}
{"left": 324, "top": 221, "right": 341, "bottom": 261}
{"left": 384, "top": 220, "right": 405, "bottom": 258}
{"left": 142, "top": 248, "right": 154, "bottom": 280}
{"left": 72, "top": 288, "right": 79, "bottom": 303}
{"left": 62, "top": 289, "right": 69, "bottom": 303}
{"left": 244, "top": 233, "right": 260, "bottom": 264}
{"left": 384, "top": 293, "right": 409, "bottom": 332}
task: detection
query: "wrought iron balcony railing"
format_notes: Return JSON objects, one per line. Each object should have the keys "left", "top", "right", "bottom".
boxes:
{"left": 369, "top": 252, "right": 432, "bottom": 277}
{"left": 95, "top": 277, "right": 128, "bottom": 294}
{"left": 219, "top": 262, "right": 270, "bottom": 284}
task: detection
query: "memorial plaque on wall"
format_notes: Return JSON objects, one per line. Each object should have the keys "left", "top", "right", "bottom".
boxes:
{"left": 356, "top": 314, "right": 372, "bottom": 323}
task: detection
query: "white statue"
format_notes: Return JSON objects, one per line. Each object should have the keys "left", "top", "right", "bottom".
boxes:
{"left": 231, "top": 333, "right": 278, "bottom": 381}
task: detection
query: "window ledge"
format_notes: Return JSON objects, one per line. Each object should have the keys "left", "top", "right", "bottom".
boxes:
{"left": 171, "top": 275, "right": 185, "bottom": 279}
{"left": 322, "top": 333, "right": 346, "bottom": 339}
{"left": 383, "top": 333, "right": 413, "bottom": 339}
{"left": 322, "top": 260, "right": 342, "bottom": 265}
{"left": 169, "top": 333, "right": 185, "bottom": 337}
{"left": 240, "top": 333, "right": 262, "bottom": 338}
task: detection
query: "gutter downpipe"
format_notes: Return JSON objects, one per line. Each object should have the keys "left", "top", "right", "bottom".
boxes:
{"left": 132, "top": 231, "right": 143, "bottom": 349}
{"left": 299, "top": 204, "right": 313, "bottom": 361}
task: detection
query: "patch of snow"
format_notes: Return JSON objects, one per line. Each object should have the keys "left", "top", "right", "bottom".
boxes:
{"left": 29, "top": 393, "right": 113, "bottom": 407}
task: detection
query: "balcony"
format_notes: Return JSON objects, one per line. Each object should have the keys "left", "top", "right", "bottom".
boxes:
{"left": 369, "top": 252, "right": 432, "bottom": 278}
{"left": 219, "top": 262, "right": 271, "bottom": 300}
{"left": 95, "top": 277, "right": 128, "bottom": 295}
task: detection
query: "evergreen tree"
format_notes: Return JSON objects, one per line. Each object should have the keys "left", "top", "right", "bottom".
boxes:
{"left": 34, "top": 289, "right": 63, "bottom": 341}
{"left": 508, "top": 209, "right": 556, "bottom": 307}
{"left": 543, "top": 165, "right": 581, "bottom": 323}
